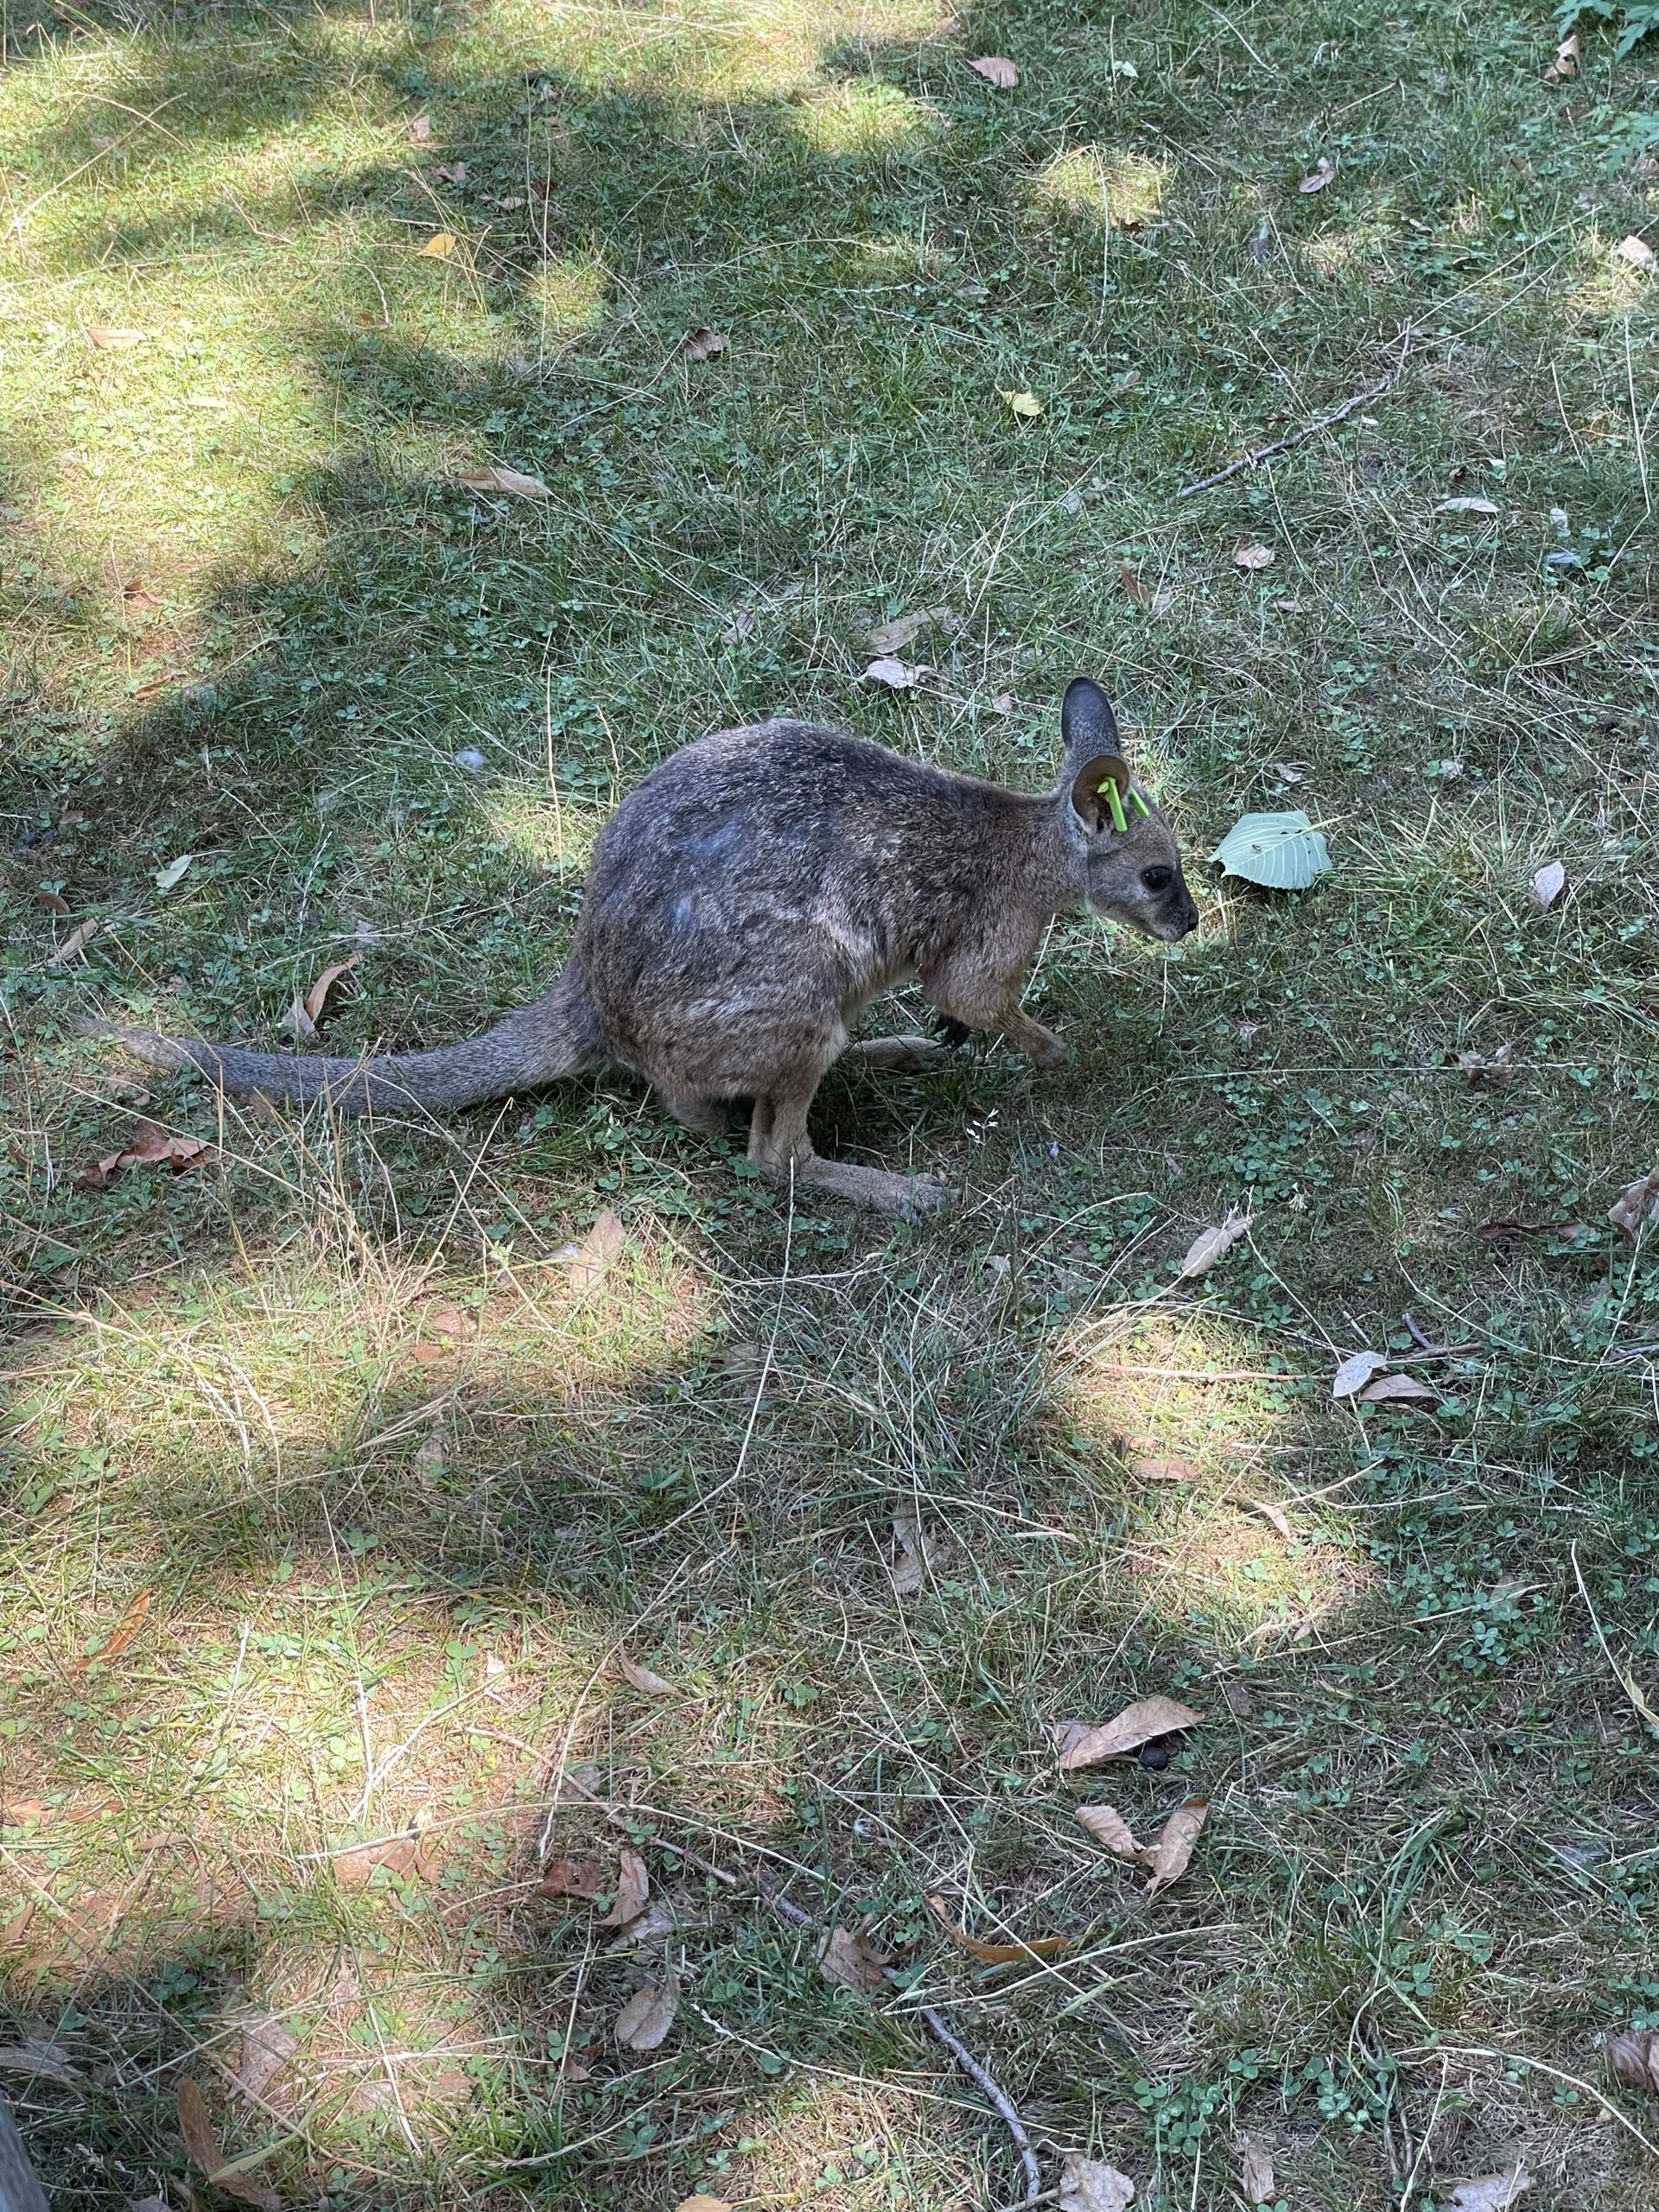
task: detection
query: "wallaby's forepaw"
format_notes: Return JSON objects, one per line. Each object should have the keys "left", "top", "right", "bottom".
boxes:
{"left": 847, "top": 1034, "right": 956, "bottom": 1073}
{"left": 1025, "top": 1033, "right": 1069, "bottom": 1071}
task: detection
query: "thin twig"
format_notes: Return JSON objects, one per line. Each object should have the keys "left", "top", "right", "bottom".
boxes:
{"left": 745, "top": 1872, "right": 1042, "bottom": 2202}
{"left": 915, "top": 2006, "right": 1044, "bottom": 2203}
{"left": 1176, "top": 327, "right": 1413, "bottom": 499}
{"left": 1401, "top": 1313, "right": 1478, "bottom": 1360}
{"left": 1571, "top": 1541, "right": 1659, "bottom": 1736}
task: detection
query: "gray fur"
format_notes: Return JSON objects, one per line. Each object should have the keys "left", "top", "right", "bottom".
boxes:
{"left": 82, "top": 679, "right": 1199, "bottom": 1214}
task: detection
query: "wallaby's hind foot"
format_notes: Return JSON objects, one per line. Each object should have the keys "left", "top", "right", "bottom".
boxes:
{"left": 747, "top": 1084, "right": 956, "bottom": 1217}
{"left": 763, "top": 1149, "right": 957, "bottom": 1217}
{"left": 842, "top": 1035, "right": 957, "bottom": 1073}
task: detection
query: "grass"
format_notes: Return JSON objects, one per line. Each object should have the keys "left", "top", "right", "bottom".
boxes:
{"left": 5, "top": 0, "right": 1659, "bottom": 2202}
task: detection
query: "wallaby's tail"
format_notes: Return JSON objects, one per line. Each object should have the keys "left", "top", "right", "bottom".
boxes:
{"left": 78, "top": 966, "right": 607, "bottom": 1116}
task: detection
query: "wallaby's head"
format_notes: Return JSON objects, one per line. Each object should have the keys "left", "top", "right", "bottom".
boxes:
{"left": 1058, "top": 677, "right": 1200, "bottom": 944}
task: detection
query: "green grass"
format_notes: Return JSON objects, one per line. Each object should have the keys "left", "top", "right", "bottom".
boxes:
{"left": 6, "top": 0, "right": 1659, "bottom": 2204}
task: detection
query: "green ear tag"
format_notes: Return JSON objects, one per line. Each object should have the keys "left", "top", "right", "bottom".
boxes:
{"left": 1130, "top": 788, "right": 1151, "bottom": 817}
{"left": 1102, "top": 781, "right": 1128, "bottom": 834}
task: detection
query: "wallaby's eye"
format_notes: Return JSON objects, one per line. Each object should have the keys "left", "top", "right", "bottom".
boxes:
{"left": 1141, "top": 867, "right": 1173, "bottom": 894}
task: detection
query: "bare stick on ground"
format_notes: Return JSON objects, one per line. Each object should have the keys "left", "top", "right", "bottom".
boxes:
{"left": 1176, "top": 328, "right": 1414, "bottom": 499}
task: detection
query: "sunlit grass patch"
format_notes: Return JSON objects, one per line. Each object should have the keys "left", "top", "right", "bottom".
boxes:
{"left": 1026, "top": 145, "right": 1169, "bottom": 232}
{"left": 1052, "top": 1306, "right": 1365, "bottom": 1637}
{"left": 2, "top": 1202, "right": 717, "bottom": 1528}
{"left": 480, "top": 0, "right": 950, "bottom": 100}
{"left": 1056, "top": 1306, "right": 1293, "bottom": 1477}
{"left": 793, "top": 78, "right": 940, "bottom": 158}
{"left": 476, "top": 775, "right": 607, "bottom": 871}
{"left": 519, "top": 253, "right": 609, "bottom": 351}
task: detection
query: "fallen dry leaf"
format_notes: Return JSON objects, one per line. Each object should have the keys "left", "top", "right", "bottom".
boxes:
{"left": 86, "top": 321, "right": 145, "bottom": 349}
{"left": 1438, "top": 496, "right": 1500, "bottom": 517}
{"left": 868, "top": 606, "right": 952, "bottom": 656}
{"left": 1608, "top": 2027, "right": 1659, "bottom": 2094}
{"left": 926, "top": 1896, "right": 1071, "bottom": 1963}
{"left": 0, "top": 2044, "right": 82, "bottom": 2086}
{"left": 676, "top": 2199, "right": 734, "bottom": 2212}
{"left": 1075, "top": 1803, "right": 1145, "bottom": 1863}
{"left": 1529, "top": 859, "right": 1566, "bottom": 909}
{"left": 76, "top": 1118, "right": 208, "bottom": 1191}
{"left": 456, "top": 463, "right": 551, "bottom": 499}
{"left": 1232, "top": 543, "right": 1275, "bottom": 571}
{"left": 34, "top": 887, "right": 73, "bottom": 915}
{"left": 614, "top": 1979, "right": 677, "bottom": 2051}
{"left": 618, "top": 1652, "right": 674, "bottom": 1696}
{"left": 1240, "top": 2135, "right": 1275, "bottom": 2205}
{"left": 234, "top": 2013, "right": 298, "bottom": 2101}
{"left": 331, "top": 1829, "right": 436, "bottom": 1885}
{"left": 818, "top": 1923, "right": 890, "bottom": 1991}
{"left": 1221, "top": 1677, "right": 1255, "bottom": 1719}
{"left": 1445, "top": 2175, "right": 1532, "bottom": 2212}
{"left": 283, "top": 956, "right": 359, "bottom": 1041}
{"left": 889, "top": 1508, "right": 942, "bottom": 1596}
{"left": 607, "top": 1893, "right": 679, "bottom": 1948}
{"left": 1609, "top": 1167, "right": 1659, "bottom": 1243}
{"left": 47, "top": 917, "right": 99, "bottom": 967}
{"left": 177, "top": 2078, "right": 282, "bottom": 2211}
{"left": 423, "top": 1300, "right": 474, "bottom": 1339}
{"left": 1143, "top": 1795, "right": 1209, "bottom": 1897}
{"left": 1120, "top": 558, "right": 1151, "bottom": 607}
{"left": 1545, "top": 28, "right": 1580, "bottom": 79}
{"left": 719, "top": 606, "right": 756, "bottom": 644}
{"left": 540, "top": 1856, "right": 609, "bottom": 1900}
{"left": 1178, "top": 1209, "right": 1252, "bottom": 1280}
{"left": 154, "top": 852, "right": 192, "bottom": 893}
{"left": 0, "top": 1801, "right": 46, "bottom": 1824}
{"left": 681, "top": 327, "right": 728, "bottom": 361}
{"left": 998, "top": 387, "right": 1043, "bottom": 418}
{"left": 1357, "top": 1372, "right": 1440, "bottom": 1407}
{"left": 1298, "top": 155, "right": 1337, "bottom": 193}
{"left": 75, "top": 1588, "right": 152, "bottom": 1670}
{"left": 1130, "top": 1456, "right": 1200, "bottom": 1483}
{"left": 565, "top": 1208, "right": 626, "bottom": 1293}
{"left": 1615, "top": 234, "right": 1656, "bottom": 272}
{"left": 969, "top": 54, "right": 1020, "bottom": 86}
{"left": 1058, "top": 2154, "right": 1135, "bottom": 2212}
{"left": 1246, "top": 1497, "right": 1294, "bottom": 1540}
{"left": 598, "top": 1847, "right": 649, "bottom": 1929}
{"left": 1477, "top": 1217, "right": 1583, "bottom": 1246}
{"left": 1058, "top": 1696, "right": 1204, "bottom": 1771}
{"left": 433, "top": 160, "right": 467, "bottom": 184}
{"left": 418, "top": 229, "right": 456, "bottom": 257}
{"left": 1458, "top": 1044, "right": 1516, "bottom": 1084}
{"left": 1332, "top": 1349, "right": 1388, "bottom": 1400}
{"left": 409, "top": 112, "right": 432, "bottom": 143}
{"left": 863, "top": 655, "right": 927, "bottom": 690}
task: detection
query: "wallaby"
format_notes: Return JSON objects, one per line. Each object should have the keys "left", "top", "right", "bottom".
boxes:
{"left": 83, "top": 677, "right": 1198, "bottom": 1216}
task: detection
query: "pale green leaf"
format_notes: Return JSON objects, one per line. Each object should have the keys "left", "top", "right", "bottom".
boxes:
{"left": 1210, "top": 810, "right": 1330, "bottom": 891}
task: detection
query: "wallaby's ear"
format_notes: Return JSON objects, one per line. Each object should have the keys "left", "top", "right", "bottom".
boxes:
{"left": 1071, "top": 753, "right": 1131, "bottom": 834}
{"left": 1061, "top": 676, "right": 1122, "bottom": 766}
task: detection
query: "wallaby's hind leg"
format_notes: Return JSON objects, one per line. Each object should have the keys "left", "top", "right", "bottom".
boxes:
{"left": 746, "top": 1067, "right": 955, "bottom": 1217}
{"left": 658, "top": 1086, "right": 729, "bottom": 1135}
{"left": 841, "top": 1035, "right": 956, "bottom": 1073}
